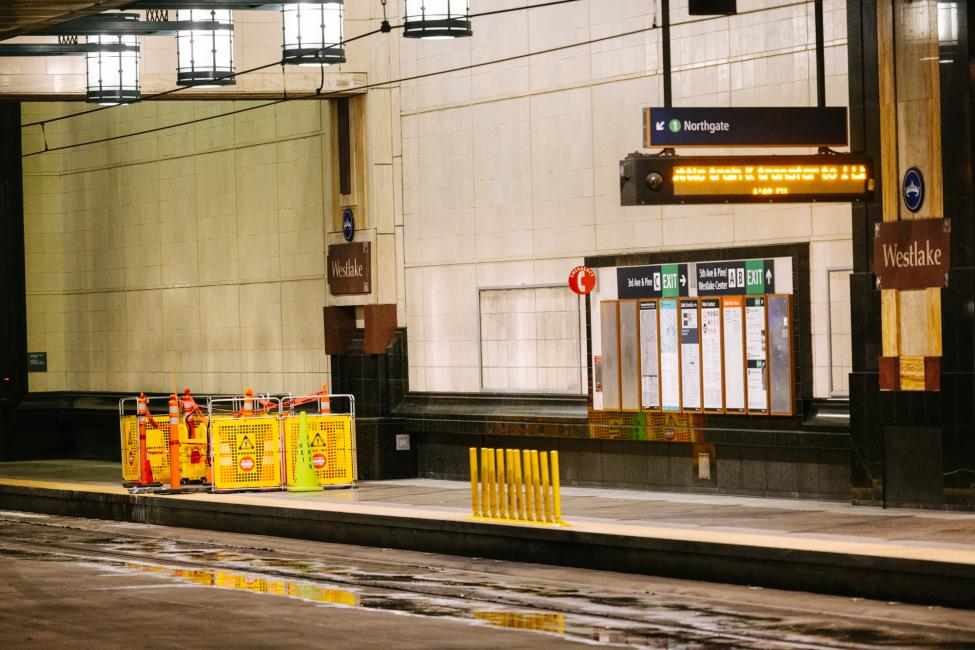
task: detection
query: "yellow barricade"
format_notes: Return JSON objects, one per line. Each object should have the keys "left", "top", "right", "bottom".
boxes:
{"left": 119, "top": 415, "right": 208, "bottom": 484}
{"left": 469, "top": 447, "right": 565, "bottom": 526}
{"left": 210, "top": 415, "right": 282, "bottom": 490}
{"left": 282, "top": 414, "right": 356, "bottom": 488}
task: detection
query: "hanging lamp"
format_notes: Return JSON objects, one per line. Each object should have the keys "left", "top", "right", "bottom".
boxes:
{"left": 176, "top": 9, "right": 235, "bottom": 87}
{"left": 85, "top": 34, "right": 139, "bottom": 105}
{"left": 403, "top": 0, "right": 472, "bottom": 39}
{"left": 281, "top": 2, "right": 345, "bottom": 66}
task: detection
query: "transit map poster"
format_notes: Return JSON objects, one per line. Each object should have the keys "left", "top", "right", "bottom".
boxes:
{"left": 745, "top": 296, "right": 768, "bottom": 414}
{"left": 659, "top": 299, "right": 680, "bottom": 412}
{"left": 700, "top": 298, "right": 723, "bottom": 412}
{"left": 639, "top": 301, "right": 660, "bottom": 410}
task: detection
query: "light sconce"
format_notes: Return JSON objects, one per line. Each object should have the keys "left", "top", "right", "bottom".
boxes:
{"left": 85, "top": 34, "right": 140, "bottom": 105}
{"left": 282, "top": 2, "right": 345, "bottom": 66}
{"left": 403, "top": 0, "right": 472, "bottom": 39}
{"left": 176, "top": 9, "right": 235, "bottom": 87}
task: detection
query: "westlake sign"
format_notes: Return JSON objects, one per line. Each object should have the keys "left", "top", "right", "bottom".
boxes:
{"left": 873, "top": 219, "right": 950, "bottom": 290}
{"left": 327, "top": 242, "right": 371, "bottom": 295}
{"left": 644, "top": 107, "right": 848, "bottom": 148}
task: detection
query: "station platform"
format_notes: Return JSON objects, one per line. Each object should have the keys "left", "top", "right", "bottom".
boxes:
{"left": 1, "top": 459, "right": 973, "bottom": 608}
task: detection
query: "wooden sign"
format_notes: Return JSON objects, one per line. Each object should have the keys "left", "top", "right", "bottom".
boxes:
{"left": 873, "top": 219, "right": 950, "bottom": 290}
{"left": 327, "top": 242, "right": 371, "bottom": 295}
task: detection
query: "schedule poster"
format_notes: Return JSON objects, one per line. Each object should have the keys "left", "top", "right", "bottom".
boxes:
{"left": 721, "top": 297, "right": 746, "bottom": 412}
{"left": 659, "top": 299, "right": 680, "bottom": 412}
{"left": 700, "top": 298, "right": 723, "bottom": 412}
{"left": 639, "top": 301, "right": 660, "bottom": 410}
{"left": 679, "top": 299, "right": 701, "bottom": 411}
{"left": 745, "top": 296, "right": 768, "bottom": 413}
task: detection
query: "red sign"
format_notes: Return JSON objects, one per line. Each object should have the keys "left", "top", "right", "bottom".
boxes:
{"left": 569, "top": 266, "right": 596, "bottom": 295}
{"left": 312, "top": 453, "right": 327, "bottom": 469}
{"left": 238, "top": 456, "right": 255, "bottom": 472}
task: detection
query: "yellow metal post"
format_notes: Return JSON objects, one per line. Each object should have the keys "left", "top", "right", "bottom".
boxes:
{"left": 506, "top": 450, "right": 515, "bottom": 518}
{"left": 540, "top": 452, "right": 552, "bottom": 523}
{"left": 530, "top": 450, "right": 542, "bottom": 521}
{"left": 522, "top": 450, "right": 533, "bottom": 521}
{"left": 486, "top": 448, "right": 496, "bottom": 518}
{"left": 495, "top": 448, "right": 506, "bottom": 519}
{"left": 513, "top": 450, "right": 524, "bottom": 520}
{"left": 480, "top": 448, "right": 489, "bottom": 518}
{"left": 551, "top": 450, "right": 561, "bottom": 524}
{"left": 469, "top": 447, "right": 479, "bottom": 517}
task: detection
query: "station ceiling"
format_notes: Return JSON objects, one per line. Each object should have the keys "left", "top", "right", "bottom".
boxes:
{"left": 0, "top": 1, "right": 135, "bottom": 40}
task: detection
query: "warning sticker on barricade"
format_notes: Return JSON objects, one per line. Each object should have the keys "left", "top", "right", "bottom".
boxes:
{"left": 283, "top": 414, "right": 356, "bottom": 487}
{"left": 211, "top": 416, "right": 282, "bottom": 490}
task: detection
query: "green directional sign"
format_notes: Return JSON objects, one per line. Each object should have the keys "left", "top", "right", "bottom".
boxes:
{"left": 745, "top": 259, "right": 775, "bottom": 294}
{"left": 660, "top": 263, "right": 690, "bottom": 297}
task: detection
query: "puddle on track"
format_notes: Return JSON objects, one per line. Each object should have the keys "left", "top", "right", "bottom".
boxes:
{"left": 0, "top": 520, "right": 972, "bottom": 649}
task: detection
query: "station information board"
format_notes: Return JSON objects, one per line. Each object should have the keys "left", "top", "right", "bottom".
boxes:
{"left": 620, "top": 154, "right": 873, "bottom": 205}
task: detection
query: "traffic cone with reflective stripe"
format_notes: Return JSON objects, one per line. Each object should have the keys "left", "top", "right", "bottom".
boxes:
{"left": 288, "top": 411, "right": 323, "bottom": 492}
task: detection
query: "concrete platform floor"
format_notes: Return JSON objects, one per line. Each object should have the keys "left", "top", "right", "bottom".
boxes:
{"left": 1, "top": 460, "right": 974, "bottom": 608}
{"left": 1, "top": 459, "right": 973, "bottom": 556}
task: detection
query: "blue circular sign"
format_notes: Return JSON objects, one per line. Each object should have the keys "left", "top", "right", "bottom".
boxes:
{"left": 903, "top": 167, "right": 924, "bottom": 213}
{"left": 342, "top": 207, "right": 355, "bottom": 241}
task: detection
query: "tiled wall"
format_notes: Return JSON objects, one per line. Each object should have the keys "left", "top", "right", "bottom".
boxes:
{"left": 20, "top": 100, "right": 331, "bottom": 395}
{"left": 479, "top": 286, "right": 584, "bottom": 392}
{"left": 399, "top": 0, "right": 852, "bottom": 397}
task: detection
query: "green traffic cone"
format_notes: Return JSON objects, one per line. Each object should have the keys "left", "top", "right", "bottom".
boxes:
{"left": 288, "top": 411, "right": 323, "bottom": 492}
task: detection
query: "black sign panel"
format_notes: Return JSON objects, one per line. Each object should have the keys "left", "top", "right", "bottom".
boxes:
{"left": 620, "top": 154, "right": 873, "bottom": 205}
{"left": 697, "top": 259, "right": 775, "bottom": 295}
{"left": 617, "top": 264, "right": 689, "bottom": 299}
{"left": 689, "top": 0, "right": 736, "bottom": 14}
{"left": 644, "top": 107, "right": 848, "bottom": 147}
{"left": 28, "top": 352, "right": 47, "bottom": 372}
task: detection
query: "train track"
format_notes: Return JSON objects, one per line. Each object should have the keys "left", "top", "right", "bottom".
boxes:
{"left": 0, "top": 514, "right": 970, "bottom": 649}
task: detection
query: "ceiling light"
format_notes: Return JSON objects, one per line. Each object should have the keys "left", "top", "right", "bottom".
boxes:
{"left": 282, "top": 2, "right": 345, "bottom": 66}
{"left": 85, "top": 34, "right": 139, "bottom": 105}
{"left": 403, "top": 0, "right": 472, "bottom": 39}
{"left": 176, "top": 9, "right": 235, "bottom": 87}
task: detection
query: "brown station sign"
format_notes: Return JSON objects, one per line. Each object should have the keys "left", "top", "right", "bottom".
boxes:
{"left": 327, "top": 242, "right": 371, "bottom": 294}
{"left": 874, "top": 219, "right": 950, "bottom": 290}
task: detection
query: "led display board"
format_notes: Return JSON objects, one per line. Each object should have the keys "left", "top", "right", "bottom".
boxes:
{"left": 620, "top": 154, "right": 873, "bottom": 205}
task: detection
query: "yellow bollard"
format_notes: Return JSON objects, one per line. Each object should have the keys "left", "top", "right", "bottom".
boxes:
{"left": 530, "top": 450, "right": 542, "bottom": 521}
{"left": 495, "top": 448, "right": 506, "bottom": 519}
{"left": 540, "top": 451, "right": 552, "bottom": 523}
{"left": 480, "top": 448, "right": 490, "bottom": 518}
{"left": 551, "top": 450, "right": 561, "bottom": 524}
{"left": 469, "top": 448, "right": 479, "bottom": 517}
{"left": 513, "top": 450, "right": 524, "bottom": 520}
{"left": 506, "top": 450, "right": 515, "bottom": 518}
{"left": 522, "top": 450, "right": 534, "bottom": 520}
{"left": 486, "top": 448, "right": 496, "bottom": 518}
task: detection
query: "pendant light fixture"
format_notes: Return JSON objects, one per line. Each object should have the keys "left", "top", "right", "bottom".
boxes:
{"left": 403, "top": 0, "right": 472, "bottom": 39}
{"left": 281, "top": 2, "right": 345, "bottom": 66}
{"left": 85, "top": 34, "right": 140, "bottom": 105}
{"left": 176, "top": 9, "right": 235, "bottom": 87}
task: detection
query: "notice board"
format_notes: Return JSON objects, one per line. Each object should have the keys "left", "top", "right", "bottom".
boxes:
{"left": 639, "top": 301, "right": 660, "bottom": 410}
{"left": 745, "top": 296, "right": 768, "bottom": 414}
{"left": 679, "top": 299, "right": 702, "bottom": 412}
{"left": 659, "top": 299, "right": 680, "bottom": 412}
{"left": 721, "top": 296, "right": 746, "bottom": 413}
{"left": 700, "top": 298, "right": 724, "bottom": 412}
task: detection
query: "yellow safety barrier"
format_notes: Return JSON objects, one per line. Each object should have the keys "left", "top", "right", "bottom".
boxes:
{"left": 120, "top": 415, "right": 208, "bottom": 484}
{"left": 210, "top": 415, "right": 283, "bottom": 490}
{"left": 469, "top": 447, "right": 565, "bottom": 526}
{"left": 282, "top": 414, "right": 356, "bottom": 488}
